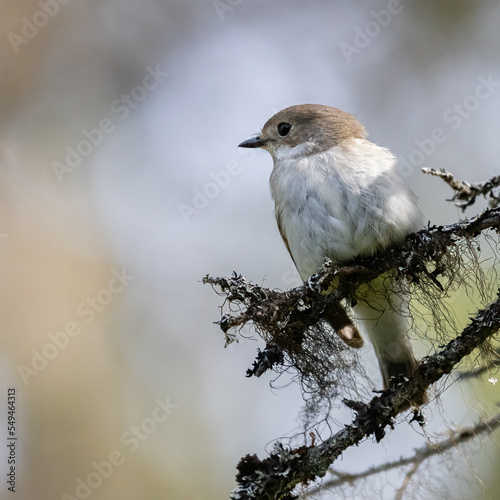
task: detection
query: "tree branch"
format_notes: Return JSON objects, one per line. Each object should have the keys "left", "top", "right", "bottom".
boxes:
{"left": 422, "top": 168, "right": 500, "bottom": 210}
{"left": 204, "top": 207, "right": 500, "bottom": 377}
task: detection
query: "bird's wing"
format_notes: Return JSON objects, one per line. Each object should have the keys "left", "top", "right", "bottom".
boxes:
{"left": 275, "top": 209, "right": 297, "bottom": 268}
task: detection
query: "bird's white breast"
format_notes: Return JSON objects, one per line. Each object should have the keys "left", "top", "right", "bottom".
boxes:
{"left": 269, "top": 139, "right": 423, "bottom": 281}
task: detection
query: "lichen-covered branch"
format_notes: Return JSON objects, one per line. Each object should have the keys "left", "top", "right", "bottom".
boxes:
{"left": 422, "top": 168, "right": 500, "bottom": 210}
{"left": 303, "top": 411, "right": 500, "bottom": 496}
{"left": 205, "top": 207, "right": 500, "bottom": 334}
{"left": 229, "top": 293, "right": 500, "bottom": 499}
{"left": 203, "top": 207, "right": 500, "bottom": 377}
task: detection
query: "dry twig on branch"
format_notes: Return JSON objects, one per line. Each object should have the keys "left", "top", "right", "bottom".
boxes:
{"left": 422, "top": 168, "right": 500, "bottom": 210}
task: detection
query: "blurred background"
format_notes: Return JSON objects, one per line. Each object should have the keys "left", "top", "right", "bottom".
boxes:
{"left": 1, "top": 1, "right": 500, "bottom": 499}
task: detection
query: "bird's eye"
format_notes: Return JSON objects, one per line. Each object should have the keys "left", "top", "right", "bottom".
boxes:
{"left": 277, "top": 122, "right": 292, "bottom": 137}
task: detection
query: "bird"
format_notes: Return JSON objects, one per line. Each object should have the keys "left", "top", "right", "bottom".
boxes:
{"left": 238, "top": 104, "right": 424, "bottom": 397}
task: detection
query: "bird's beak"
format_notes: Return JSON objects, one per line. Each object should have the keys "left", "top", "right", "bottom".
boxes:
{"left": 238, "top": 136, "right": 267, "bottom": 148}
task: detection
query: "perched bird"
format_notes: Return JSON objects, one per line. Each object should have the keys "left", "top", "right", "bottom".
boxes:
{"left": 239, "top": 104, "right": 424, "bottom": 394}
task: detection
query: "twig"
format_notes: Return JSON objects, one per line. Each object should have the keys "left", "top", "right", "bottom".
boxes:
{"left": 394, "top": 460, "right": 422, "bottom": 500}
{"left": 422, "top": 168, "right": 500, "bottom": 210}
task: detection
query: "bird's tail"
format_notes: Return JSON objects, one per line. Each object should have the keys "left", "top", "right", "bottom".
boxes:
{"left": 355, "top": 278, "right": 426, "bottom": 405}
